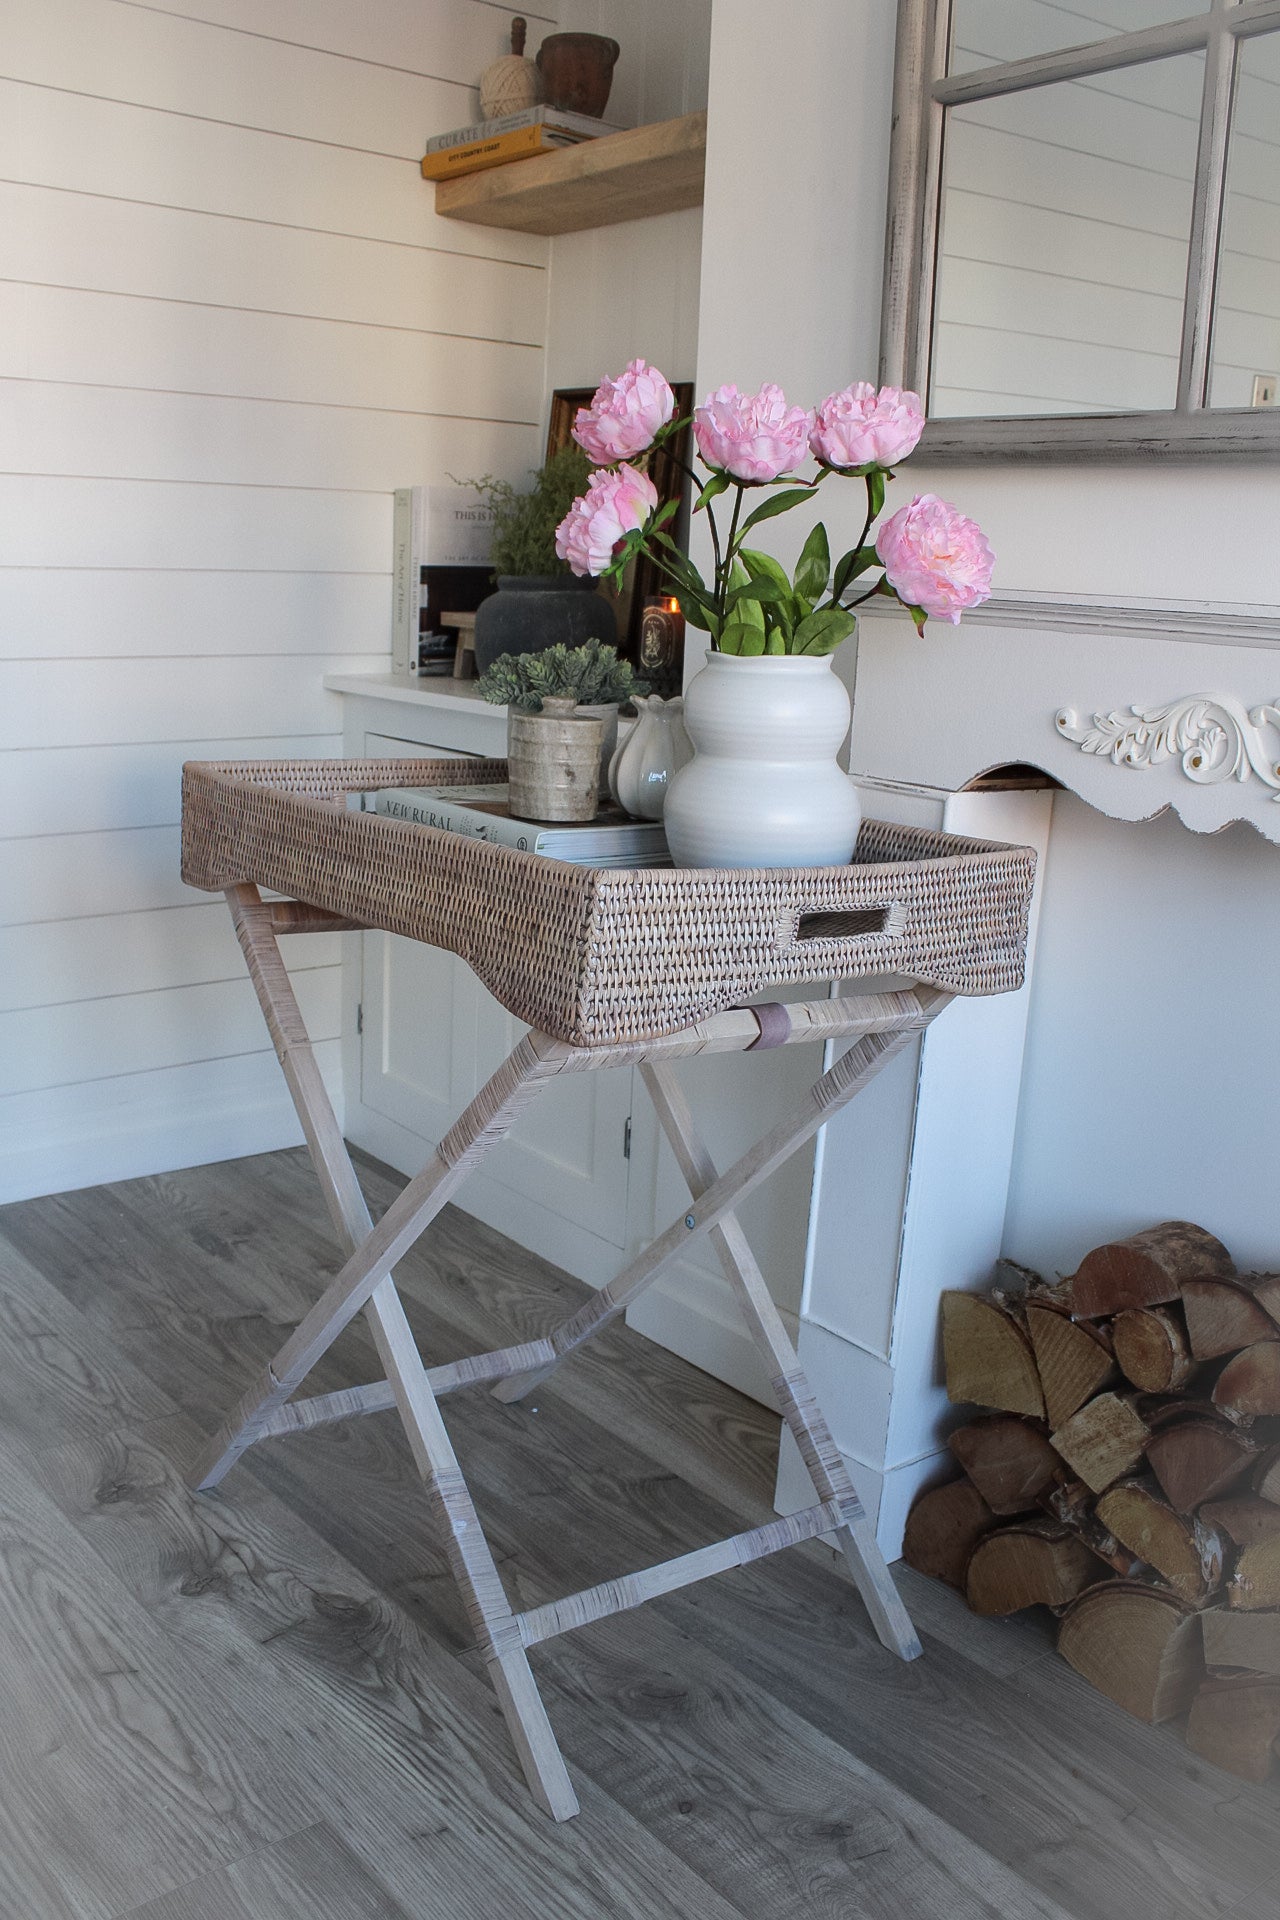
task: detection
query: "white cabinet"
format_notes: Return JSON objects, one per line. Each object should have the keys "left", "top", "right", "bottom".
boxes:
{"left": 348, "top": 712, "right": 634, "bottom": 1272}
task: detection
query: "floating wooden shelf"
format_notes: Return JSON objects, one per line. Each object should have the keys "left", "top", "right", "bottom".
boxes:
{"left": 433, "top": 111, "right": 706, "bottom": 236}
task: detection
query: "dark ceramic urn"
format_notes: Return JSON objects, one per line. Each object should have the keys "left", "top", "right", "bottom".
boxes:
{"left": 472, "top": 575, "right": 618, "bottom": 674}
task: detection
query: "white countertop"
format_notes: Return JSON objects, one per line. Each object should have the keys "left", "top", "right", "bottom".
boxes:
{"left": 323, "top": 670, "right": 507, "bottom": 718}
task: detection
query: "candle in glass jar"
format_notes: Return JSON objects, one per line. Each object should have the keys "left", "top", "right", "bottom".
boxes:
{"left": 638, "top": 594, "right": 685, "bottom": 692}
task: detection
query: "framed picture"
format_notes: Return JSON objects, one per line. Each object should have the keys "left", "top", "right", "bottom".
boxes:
{"left": 546, "top": 383, "right": 694, "bottom": 664}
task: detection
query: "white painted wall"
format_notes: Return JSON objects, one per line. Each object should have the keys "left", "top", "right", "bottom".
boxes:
{"left": 0, "top": 0, "right": 554, "bottom": 1202}
{"left": 542, "top": 0, "right": 709, "bottom": 399}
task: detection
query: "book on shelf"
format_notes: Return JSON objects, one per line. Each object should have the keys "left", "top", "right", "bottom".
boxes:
{"left": 421, "top": 123, "right": 595, "bottom": 182}
{"left": 392, "top": 486, "right": 495, "bottom": 675}
{"left": 368, "top": 782, "right": 669, "bottom": 866}
{"left": 423, "top": 105, "right": 621, "bottom": 156}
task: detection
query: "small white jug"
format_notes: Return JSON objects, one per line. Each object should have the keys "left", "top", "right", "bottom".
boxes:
{"left": 608, "top": 695, "right": 693, "bottom": 820}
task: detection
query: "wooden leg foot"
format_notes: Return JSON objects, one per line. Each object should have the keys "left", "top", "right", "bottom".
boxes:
{"left": 488, "top": 1649, "right": 579, "bottom": 1821}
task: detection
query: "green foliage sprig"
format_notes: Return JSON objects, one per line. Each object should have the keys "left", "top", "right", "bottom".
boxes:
{"left": 477, "top": 640, "right": 644, "bottom": 714}
{"left": 458, "top": 446, "right": 593, "bottom": 577}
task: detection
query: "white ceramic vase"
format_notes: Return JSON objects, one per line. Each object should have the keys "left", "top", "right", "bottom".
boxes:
{"left": 662, "top": 650, "right": 861, "bottom": 869}
{"left": 608, "top": 695, "right": 692, "bottom": 820}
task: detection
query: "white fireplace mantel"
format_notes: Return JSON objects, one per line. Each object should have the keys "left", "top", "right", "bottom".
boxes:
{"left": 776, "top": 592, "right": 1280, "bottom": 1553}
{"left": 848, "top": 595, "right": 1280, "bottom": 843}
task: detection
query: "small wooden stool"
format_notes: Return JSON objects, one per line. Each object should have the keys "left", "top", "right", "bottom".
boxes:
{"left": 180, "top": 758, "right": 1035, "bottom": 1820}
{"left": 443, "top": 609, "right": 477, "bottom": 678}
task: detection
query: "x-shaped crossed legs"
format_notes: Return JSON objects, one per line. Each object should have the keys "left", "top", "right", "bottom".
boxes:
{"left": 190, "top": 884, "right": 938, "bottom": 1819}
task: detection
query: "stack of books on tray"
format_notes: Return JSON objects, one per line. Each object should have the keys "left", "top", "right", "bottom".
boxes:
{"left": 368, "top": 782, "right": 668, "bottom": 868}
{"left": 420, "top": 105, "right": 621, "bottom": 182}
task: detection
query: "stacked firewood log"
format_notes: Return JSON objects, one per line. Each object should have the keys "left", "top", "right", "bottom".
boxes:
{"left": 903, "top": 1221, "right": 1280, "bottom": 1781}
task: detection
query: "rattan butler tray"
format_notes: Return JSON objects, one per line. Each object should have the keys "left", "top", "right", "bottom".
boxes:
{"left": 181, "top": 756, "right": 1037, "bottom": 1821}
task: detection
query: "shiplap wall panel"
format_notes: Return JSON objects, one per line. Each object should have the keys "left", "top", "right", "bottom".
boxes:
{"left": 0, "top": 1042, "right": 342, "bottom": 1206}
{"left": 0, "top": 184, "right": 544, "bottom": 341}
{"left": 6, "top": 285, "right": 543, "bottom": 421}
{"left": 8, "top": 0, "right": 477, "bottom": 160}
{"left": 0, "top": 969, "right": 340, "bottom": 1098}
{"left": 3, "top": 79, "right": 544, "bottom": 266}
{"left": 122, "top": 0, "right": 556, "bottom": 85}
{"left": 0, "top": 570, "right": 385, "bottom": 662}
{"left": 1, "top": 0, "right": 554, "bottom": 1199}
{"left": 4, "top": 385, "right": 534, "bottom": 493}
{"left": 0, "top": 659, "right": 371, "bottom": 750}
{"left": 1, "top": 828, "right": 191, "bottom": 926}
{"left": 0, "top": 479, "right": 390, "bottom": 571}
{"left": 0, "top": 737, "right": 343, "bottom": 837}
{"left": 0, "top": 907, "right": 338, "bottom": 1015}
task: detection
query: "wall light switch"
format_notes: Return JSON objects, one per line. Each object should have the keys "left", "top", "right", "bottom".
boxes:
{"left": 1252, "top": 373, "right": 1278, "bottom": 407}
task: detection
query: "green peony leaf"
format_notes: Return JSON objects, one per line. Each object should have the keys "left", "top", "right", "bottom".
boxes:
{"left": 793, "top": 522, "right": 830, "bottom": 602}
{"left": 720, "top": 615, "right": 766, "bottom": 655}
{"left": 831, "top": 543, "right": 880, "bottom": 600}
{"left": 695, "top": 472, "right": 731, "bottom": 514}
{"left": 738, "top": 487, "right": 817, "bottom": 537}
{"left": 791, "top": 606, "right": 857, "bottom": 656}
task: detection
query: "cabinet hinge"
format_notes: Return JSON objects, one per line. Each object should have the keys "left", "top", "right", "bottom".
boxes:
{"left": 622, "top": 1116, "right": 632, "bottom": 1160}
{"left": 356, "top": 1001, "right": 363, "bottom": 1035}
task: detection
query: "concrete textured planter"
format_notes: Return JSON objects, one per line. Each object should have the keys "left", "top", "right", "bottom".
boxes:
{"left": 473, "top": 576, "right": 617, "bottom": 675}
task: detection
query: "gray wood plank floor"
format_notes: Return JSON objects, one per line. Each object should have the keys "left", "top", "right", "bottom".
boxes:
{"left": 0, "top": 1147, "right": 1276, "bottom": 1920}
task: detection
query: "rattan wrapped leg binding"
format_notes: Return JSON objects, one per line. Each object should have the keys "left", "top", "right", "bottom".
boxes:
{"left": 181, "top": 759, "right": 1036, "bottom": 1820}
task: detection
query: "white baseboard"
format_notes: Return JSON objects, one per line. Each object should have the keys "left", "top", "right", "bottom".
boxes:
{"left": 0, "top": 1043, "right": 341, "bottom": 1206}
{"left": 626, "top": 1263, "right": 800, "bottom": 1408}
{"left": 774, "top": 1425, "right": 951, "bottom": 1559}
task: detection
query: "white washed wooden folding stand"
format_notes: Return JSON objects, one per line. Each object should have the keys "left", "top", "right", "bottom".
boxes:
{"left": 191, "top": 873, "right": 950, "bottom": 1818}
{"left": 323, "top": 672, "right": 1057, "bottom": 1557}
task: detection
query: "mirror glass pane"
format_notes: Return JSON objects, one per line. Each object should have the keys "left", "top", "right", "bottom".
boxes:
{"left": 1210, "top": 30, "right": 1280, "bottom": 409}
{"left": 929, "top": 54, "right": 1204, "bottom": 416}
{"left": 950, "top": 1, "right": 1210, "bottom": 77}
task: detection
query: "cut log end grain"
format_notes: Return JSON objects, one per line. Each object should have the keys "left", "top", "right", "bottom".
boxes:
{"left": 941, "top": 1290, "right": 1045, "bottom": 1419}
{"left": 1112, "top": 1306, "right": 1196, "bottom": 1394}
{"left": 1146, "top": 1416, "right": 1258, "bottom": 1514}
{"left": 1229, "top": 1534, "right": 1280, "bottom": 1612}
{"left": 1255, "top": 1445, "right": 1280, "bottom": 1506}
{"left": 901, "top": 1478, "right": 998, "bottom": 1590}
{"left": 1186, "top": 1676, "right": 1280, "bottom": 1781}
{"left": 1202, "top": 1607, "right": 1280, "bottom": 1678}
{"left": 1050, "top": 1392, "right": 1150, "bottom": 1495}
{"left": 1068, "top": 1220, "right": 1235, "bottom": 1320}
{"left": 964, "top": 1520, "right": 1100, "bottom": 1616}
{"left": 1025, "top": 1302, "right": 1117, "bottom": 1430}
{"left": 1058, "top": 1583, "right": 1202, "bottom": 1722}
{"left": 1213, "top": 1342, "right": 1280, "bottom": 1417}
{"left": 1095, "top": 1481, "right": 1222, "bottom": 1604}
{"left": 1199, "top": 1497, "right": 1280, "bottom": 1550}
{"left": 948, "top": 1416, "right": 1060, "bottom": 1515}
{"left": 1183, "top": 1277, "right": 1280, "bottom": 1362}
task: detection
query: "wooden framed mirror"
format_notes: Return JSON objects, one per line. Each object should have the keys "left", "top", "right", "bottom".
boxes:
{"left": 881, "top": 0, "right": 1280, "bottom": 460}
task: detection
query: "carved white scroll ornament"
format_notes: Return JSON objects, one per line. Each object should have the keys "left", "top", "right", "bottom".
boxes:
{"left": 1054, "top": 694, "right": 1280, "bottom": 802}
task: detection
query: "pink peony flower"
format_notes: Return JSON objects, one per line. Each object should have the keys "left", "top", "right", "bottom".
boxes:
{"left": 810, "top": 382, "right": 925, "bottom": 470}
{"left": 573, "top": 358, "right": 676, "bottom": 464}
{"left": 555, "top": 463, "right": 659, "bottom": 577}
{"left": 875, "top": 493, "right": 994, "bottom": 624}
{"left": 693, "top": 382, "right": 813, "bottom": 483}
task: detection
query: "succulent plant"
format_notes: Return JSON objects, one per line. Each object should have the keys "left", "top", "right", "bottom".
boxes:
{"left": 477, "top": 639, "right": 644, "bottom": 714}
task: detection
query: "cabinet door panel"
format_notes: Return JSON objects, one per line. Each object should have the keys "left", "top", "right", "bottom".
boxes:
{"left": 360, "top": 928, "right": 474, "bottom": 1143}
{"left": 357, "top": 727, "right": 631, "bottom": 1250}
{"left": 471, "top": 983, "right": 632, "bottom": 1248}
